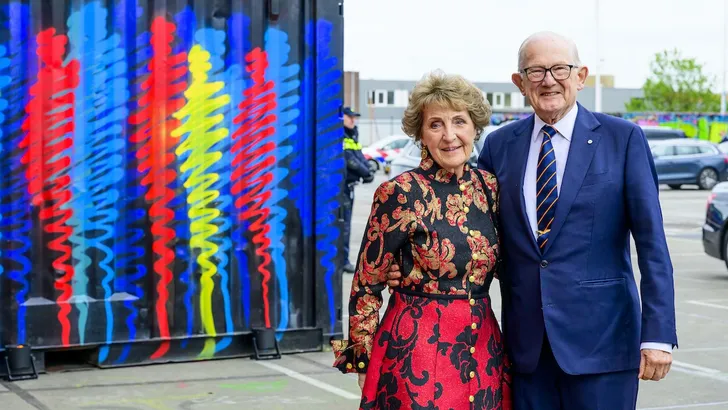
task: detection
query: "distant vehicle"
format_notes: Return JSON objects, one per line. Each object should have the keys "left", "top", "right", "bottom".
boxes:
{"left": 641, "top": 125, "right": 687, "bottom": 141}
{"left": 474, "top": 123, "right": 512, "bottom": 153}
{"left": 385, "top": 122, "right": 511, "bottom": 176}
{"left": 361, "top": 135, "right": 410, "bottom": 172}
{"left": 650, "top": 138, "right": 728, "bottom": 190}
{"left": 702, "top": 181, "right": 728, "bottom": 269}
{"left": 387, "top": 140, "right": 480, "bottom": 177}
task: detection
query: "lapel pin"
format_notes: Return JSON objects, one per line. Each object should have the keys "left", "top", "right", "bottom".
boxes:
{"left": 587, "top": 139, "right": 593, "bottom": 144}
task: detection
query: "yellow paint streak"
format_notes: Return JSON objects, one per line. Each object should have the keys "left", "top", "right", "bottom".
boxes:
{"left": 172, "top": 44, "right": 231, "bottom": 358}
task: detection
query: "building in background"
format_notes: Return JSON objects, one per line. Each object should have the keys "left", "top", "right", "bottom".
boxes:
{"left": 344, "top": 71, "right": 644, "bottom": 145}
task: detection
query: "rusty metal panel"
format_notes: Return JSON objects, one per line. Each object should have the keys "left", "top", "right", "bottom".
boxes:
{"left": 0, "top": 0, "right": 344, "bottom": 366}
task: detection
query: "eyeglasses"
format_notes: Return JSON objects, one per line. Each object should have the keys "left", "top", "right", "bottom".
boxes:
{"left": 521, "top": 64, "right": 577, "bottom": 82}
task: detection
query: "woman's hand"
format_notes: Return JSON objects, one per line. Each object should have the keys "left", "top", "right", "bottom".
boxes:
{"left": 358, "top": 374, "right": 366, "bottom": 391}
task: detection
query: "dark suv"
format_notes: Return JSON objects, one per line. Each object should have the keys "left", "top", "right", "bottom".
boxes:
{"left": 641, "top": 126, "right": 687, "bottom": 141}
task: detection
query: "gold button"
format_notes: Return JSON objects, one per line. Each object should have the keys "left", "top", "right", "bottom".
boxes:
{"left": 472, "top": 253, "right": 479, "bottom": 260}
{"left": 470, "top": 347, "right": 475, "bottom": 354}
{"left": 358, "top": 362, "right": 365, "bottom": 369}
{"left": 469, "top": 229, "right": 474, "bottom": 235}
{"left": 471, "top": 323, "right": 477, "bottom": 330}
{"left": 469, "top": 276, "right": 475, "bottom": 283}
{"left": 469, "top": 371, "right": 476, "bottom": 378}
{"left": 459, "top": 184, "right": 466, "bottom": 191}
{"left": 469, "top": 395, "right": 475, "bottom": 402}
{"left": 464, "top": 206, "right": 470, "bottom": 213}
{"left": 469, "top": 299, "right": 475, "bottom": 306}
{"left": 346, "top": 363, "right": 353, "bottom": 369}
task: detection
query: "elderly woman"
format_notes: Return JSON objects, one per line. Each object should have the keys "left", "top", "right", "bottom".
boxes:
{"left": 331, "top": 71, "right": 512, "bottom": 409}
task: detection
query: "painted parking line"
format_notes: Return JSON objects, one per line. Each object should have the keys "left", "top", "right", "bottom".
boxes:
{"left": 686, "top": 300, "right": 728, "bottom": 310}
{"left": 671, "top": 360, "right": 721, "bottom": 374}
{"left": 255, "top": 361, "right": 360, "bottom": 400}
{"left": 669, "top": 364, "right": 728, "bottom": 383}
{"left": 638, "top": 400, "right": 728, "bottom": 410}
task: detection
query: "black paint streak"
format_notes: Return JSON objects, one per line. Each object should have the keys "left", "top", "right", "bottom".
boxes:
{"left": 0, "top": 380, "right": 52, "bottom": 410}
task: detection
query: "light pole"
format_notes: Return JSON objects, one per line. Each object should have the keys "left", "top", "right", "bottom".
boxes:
{"left": 594, "top": 0, "right": 602, "bottom": 112}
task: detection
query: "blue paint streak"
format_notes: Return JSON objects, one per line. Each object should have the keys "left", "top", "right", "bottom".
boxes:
{"left": 0, "top": 45, "right": 10, "bottom": 278}
{"left": 227, "top": 13, "right": 253, "bottom": 328}
{"left": 310, "top": 20, "right": 344, "bottom": 333}
{"left": 264, "top": 27, "right": 301, "bottom": 336}
{"left": 173, "top": 7, "right": 196, "bottom": 347}
{"left": 108, "top": 0, "right": 148, "bottom": 364}
{"left": 288, "top": 32, "right": 314, "bottom": 241}
{"left": 0, "top": 2, "right": 36, "bottom": 344}
{"left": 66, "top": 2, "right": 128, "bottom": 355}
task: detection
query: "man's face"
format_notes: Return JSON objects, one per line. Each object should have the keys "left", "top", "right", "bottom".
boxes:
{"left": 344, "top": 114, "right": 356, "bottom": 128}
{"left": 511, "top": 37, "right": 588, "bottom": 124}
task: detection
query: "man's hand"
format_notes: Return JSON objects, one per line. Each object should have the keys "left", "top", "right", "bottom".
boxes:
{"left": 639, "top": 349, "right": 672, "bottom": 381}
{"left": 358, "top": 374, "right": 366, "bottom": 391}
{"left": 386, "top": 263, "right": 402, "bottom": 289}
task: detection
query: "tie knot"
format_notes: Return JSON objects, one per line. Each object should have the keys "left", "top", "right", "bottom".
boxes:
{"left": 541, "top": 125, "right": 557, "bottom": 139}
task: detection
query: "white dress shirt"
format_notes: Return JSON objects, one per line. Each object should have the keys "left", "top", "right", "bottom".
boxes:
{"left": 523, "top": 103, "right": 672, "bottom": 354}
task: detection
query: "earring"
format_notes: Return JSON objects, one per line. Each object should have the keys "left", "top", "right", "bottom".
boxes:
{"left": 421, "top": 145, "right": 428, "bottom": 159}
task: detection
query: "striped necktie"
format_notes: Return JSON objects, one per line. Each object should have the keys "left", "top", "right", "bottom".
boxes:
{"left": 536, "top": 125, "right": 559, "bottom": 251}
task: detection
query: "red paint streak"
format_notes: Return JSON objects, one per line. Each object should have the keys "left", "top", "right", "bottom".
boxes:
{"left": 128, "top": 17, "right": 187, "bottom": 359}
{"left": 18, "top": 28, "right": 79, "bottom": 347}
{"left": 231, "top": 48, "right": 277, "bottom": 328}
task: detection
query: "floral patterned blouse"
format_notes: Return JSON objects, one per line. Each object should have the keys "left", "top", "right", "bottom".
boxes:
{"left": 332, "top": 152, "right": 501, "bottom": 373}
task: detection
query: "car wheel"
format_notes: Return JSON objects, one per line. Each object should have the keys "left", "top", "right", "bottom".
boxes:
{"left": 367, "top": 159, "right": 379, "bottom": 173}
{"left": 698, "top": 168, "right": 719, "bottom": 190}
{"left": 668, "top": 184, "right": 682, "bottom": 190}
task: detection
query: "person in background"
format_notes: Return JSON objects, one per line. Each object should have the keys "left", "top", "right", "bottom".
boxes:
{"left": 343, "top": 106, "right": 374, "bottom": 274}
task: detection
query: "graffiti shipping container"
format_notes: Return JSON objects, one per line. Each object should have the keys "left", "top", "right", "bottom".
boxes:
{"left": 0, "top": 0, "right": 346, "bottom": 369}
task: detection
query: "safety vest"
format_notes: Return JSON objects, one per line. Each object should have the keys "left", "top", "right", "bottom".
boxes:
{"left": 343, "top": 137, "right": 362, "bottom": 150}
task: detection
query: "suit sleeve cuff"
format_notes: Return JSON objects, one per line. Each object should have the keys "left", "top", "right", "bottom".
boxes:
{"left": 641, "top": 342, "right": 673, "bottom": 353}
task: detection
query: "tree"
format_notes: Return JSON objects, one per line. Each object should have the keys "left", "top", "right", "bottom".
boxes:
{"left": 625, "top": 48, "right": 721, "bottom": 112}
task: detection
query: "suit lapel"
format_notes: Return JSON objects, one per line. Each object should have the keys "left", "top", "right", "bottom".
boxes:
{"left": 506, "top": 116, "right": 540, "bottom": 254}
{"left": 543, "top": 104, "right": 601, "bottom": 254}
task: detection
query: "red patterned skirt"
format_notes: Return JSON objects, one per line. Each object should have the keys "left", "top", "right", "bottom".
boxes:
{"left": 359, "top": 290, "right": 512, "bottom": 409}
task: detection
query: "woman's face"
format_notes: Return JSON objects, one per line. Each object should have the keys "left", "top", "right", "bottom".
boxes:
{"left": 420, "top": 103, "right": 476, "bottom": 176}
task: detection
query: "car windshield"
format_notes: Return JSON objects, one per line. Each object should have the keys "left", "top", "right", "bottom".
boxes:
{"left": 719, "top": 141, "right": 728, "bottom": 154}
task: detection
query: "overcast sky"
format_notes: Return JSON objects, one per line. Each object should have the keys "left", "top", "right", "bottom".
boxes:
{"left": 343, "top": 0, "right": 728, "bottom": 92}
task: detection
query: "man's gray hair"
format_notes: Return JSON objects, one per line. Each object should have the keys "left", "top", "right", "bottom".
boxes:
{"left": 517, "top": 31, "right": 582, "bottom": 71}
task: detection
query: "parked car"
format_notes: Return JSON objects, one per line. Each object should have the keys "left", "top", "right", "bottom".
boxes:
{"left": 641, "top": 125, "right": 687, "bottom": 141}
{"left": 702, "top": 181, "right": 728, "bottom": 269}
{"left": 361, "top": 135, "right": 410, "bottom": 172}
{"left": 649, "top": 138, "right": 728, "bottom": 190}
{"left": 387, "top": 140, "right": 480, "bottom": 177}
{"left": 385, "top": 122, "right": 512, "bottom": 176}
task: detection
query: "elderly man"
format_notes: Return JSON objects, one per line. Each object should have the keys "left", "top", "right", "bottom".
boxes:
{"left": 387, "top": 31, "right": 677, "bottom": 409}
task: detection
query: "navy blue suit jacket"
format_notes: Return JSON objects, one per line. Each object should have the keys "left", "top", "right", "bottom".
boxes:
{"left": 478, "top": 103, "right": 678, "bottom": 375}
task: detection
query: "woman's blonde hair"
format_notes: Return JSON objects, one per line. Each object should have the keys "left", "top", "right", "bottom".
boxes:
{"left": 401, "top": 70, "right": 492, "bottom": 143}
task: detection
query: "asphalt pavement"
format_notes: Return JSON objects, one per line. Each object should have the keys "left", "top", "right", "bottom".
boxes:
{"left": 2, "top": 175, "right": 728, "bottom": 410}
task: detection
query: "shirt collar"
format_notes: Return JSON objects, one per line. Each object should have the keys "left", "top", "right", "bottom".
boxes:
{"left": 532, "top": 103, "right": 579, "bottom": 143}
{"left": 419, "top": 148, "right": 472, "bottom": 183}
